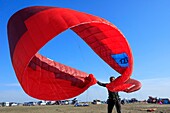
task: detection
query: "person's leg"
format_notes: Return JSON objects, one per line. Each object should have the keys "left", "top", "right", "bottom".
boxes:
{"left": 107, "top": 100, "right": 115, "bottom": 113}
{"left": 115, "top": 100, "right": 121, "bottom": 113}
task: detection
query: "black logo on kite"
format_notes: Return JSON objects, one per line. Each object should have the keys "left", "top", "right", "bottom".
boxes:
{"left": 120, "top": 57, "right": 128, "bottom": 64}
{"left": 111, "top": 53, "right": 129, "bottom": 67}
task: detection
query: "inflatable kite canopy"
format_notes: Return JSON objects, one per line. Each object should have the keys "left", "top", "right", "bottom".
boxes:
{"left": 123, "top": 78, "right": 142, "bottom": 93}
{"left": 106, "top": 78, "right": 141, "bottom": 93}
{"left": 7, "top": 6, "right": 141, "bottom": 100}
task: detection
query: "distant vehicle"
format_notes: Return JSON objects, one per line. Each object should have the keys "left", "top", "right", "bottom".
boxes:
{"left": 61, "top": 100, "right": 69, "bottom": 105}
{"left": 23, "top": 102, "right": 35, "bottom": 106}
{"left": 74, "top": 102, "right": 89, "bottom": 107}
{"left": 50, "top": 101, "right": 61, "bottom": 105}
{"left": 37, "top": 101, "right": 46, "bottom": 105}
{"left": 158, "top": 98, "right": 170, "bottom": 104}
{"left": 46, "top": 101, "right": 51, "bottom": 105}
{"left": 2, "top": 102, "right": 10, "bottom": 107}
{"left": 82, "top": 103, "right": 89, "bottom": 106}
{"left": 10, "top": 102, "right": 18, "bottom": 107}
{"left": 92, "top": 100, "right": 101, "bottom": 104}
{"left": 147, "top": 96, "right": 157, "bottom": 103}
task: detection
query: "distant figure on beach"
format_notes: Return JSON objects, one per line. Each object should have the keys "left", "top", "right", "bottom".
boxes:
{"left": 97, "top": 76, "right": 121, "bottom": 113}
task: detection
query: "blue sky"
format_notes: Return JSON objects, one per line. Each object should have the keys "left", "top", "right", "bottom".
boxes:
{"left": 0, "top": 0, "right": 170, "bottom": 102}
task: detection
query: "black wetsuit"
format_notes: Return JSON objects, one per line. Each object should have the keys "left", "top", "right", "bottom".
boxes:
{"left": 97, "top": 81, "right": 121, "bottom": 113}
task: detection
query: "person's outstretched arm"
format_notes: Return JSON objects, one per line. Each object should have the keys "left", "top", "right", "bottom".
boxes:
{"left": 97, "top": 81, "right": 107, "bottom": 87}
